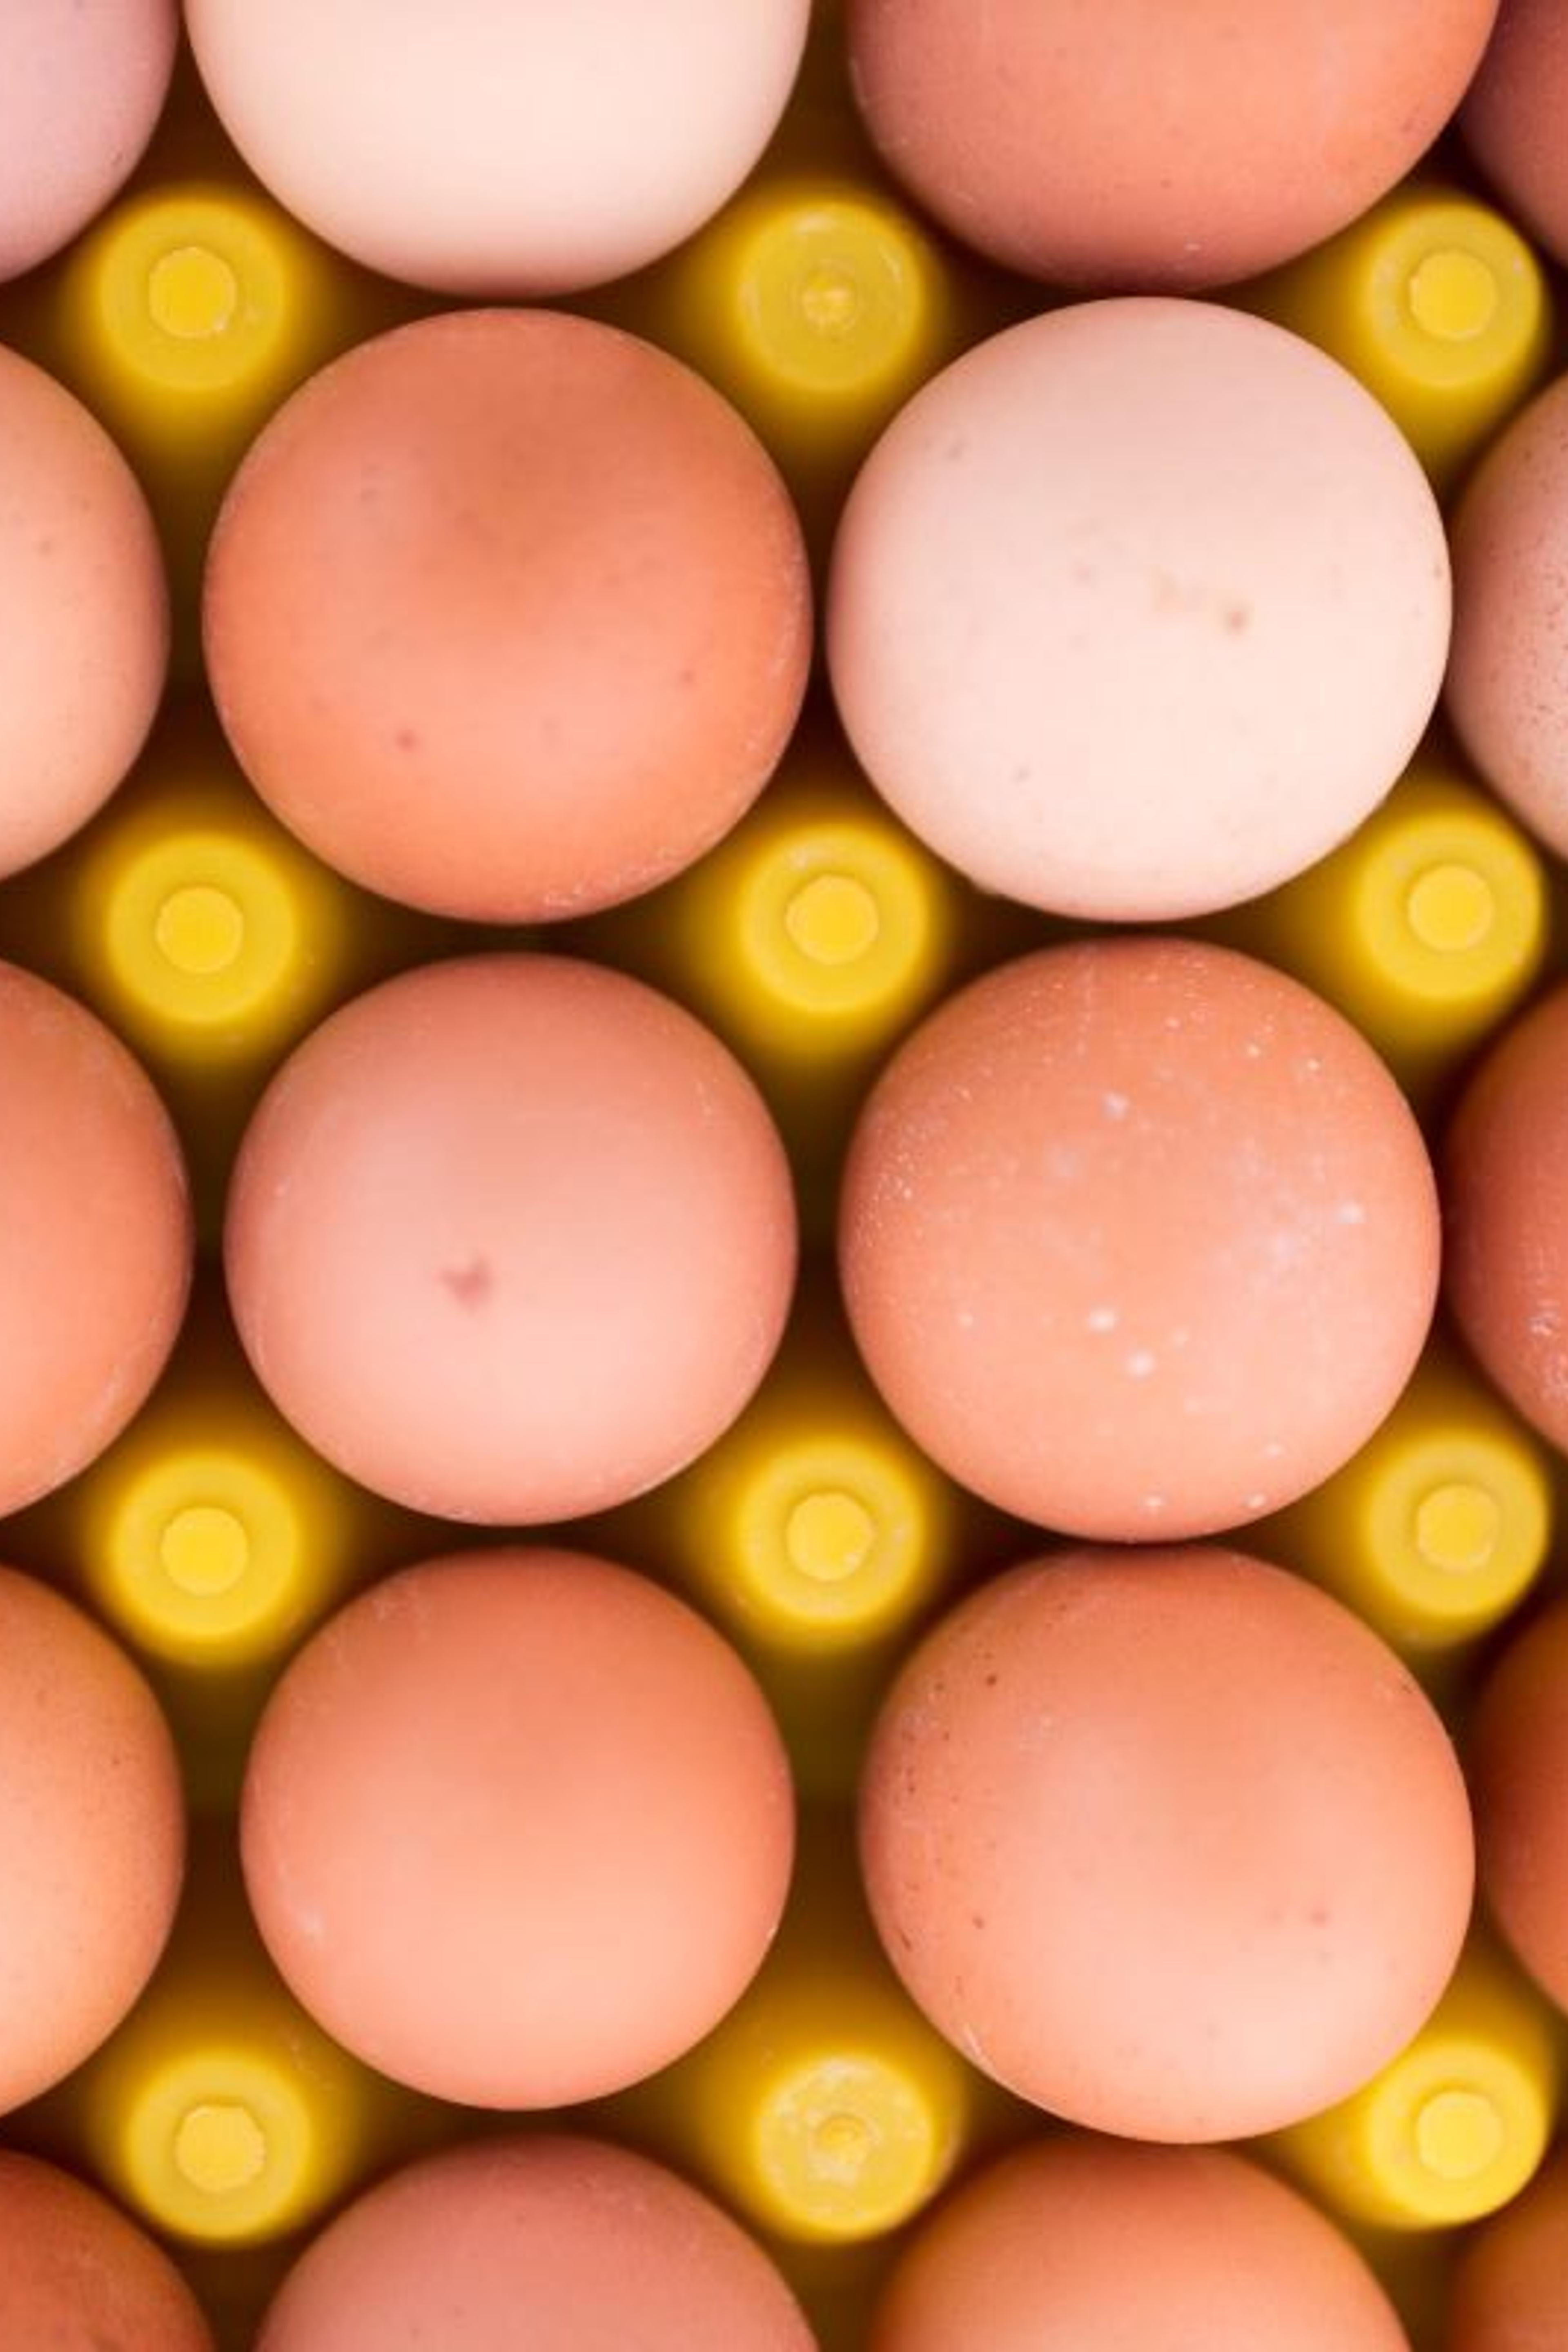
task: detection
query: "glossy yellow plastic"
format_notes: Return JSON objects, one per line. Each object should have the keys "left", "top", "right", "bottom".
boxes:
{"left": 24, "top": 1845, "right": 438, "bottom": 2248}
{"left": 602, "top": 1820, "right": 980, "bottom": 2243}
{"left": 1270, "top": 1938, "right": 1560, "bottom": 2230}
{"left": 1243, "top": 186, "right": 1551, "bottom": 485}
{"left": 1259, "top": 1345, "right": 1552, "bottom": 1655}
{"left": 1212, "top": 766, "right": 1548, "bottom": 1098}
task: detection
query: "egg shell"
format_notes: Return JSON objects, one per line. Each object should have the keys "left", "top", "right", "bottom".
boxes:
{"left": 223, "top": 954, "right": 797, "bottom": 1523}
{"left": 858, "top": 1547, "right": 1474, "bottom": 2141}
{"left": 0, "top": 959, "right": 192, "bottom": 1515}
{"left": 203, "top": 307, "right": 811, "bottom": 921}
{"left": 1447, "top": 2148, "right": 1568, "bottom": 2351}
{"left": 187, "top": 0, "right": 810, "bottom": 296}
{"left": 848, "top": 0, "right": 1499, "bottom": 288}
{"left": 0, "top": 1566, "right": 185, "bottom": 2114}
{"left": 1446, "top": 372, "right": 1568, "bottom": 862}
{"left": 1468, "top": 1601, "right": 1568, "bottom": 2015}
{"left": 257, "top": 2134, "right": 816, "bottom": 2351}
{"left": 0, "top": 2150, "right": 212, "bottom": 2351}
{"left": 870, "top": 2138, "right": 1410, "bottom": 2352}
{"left": 1443, "top": 980, "right": 1568, "bottom": 1450}
{"left": 241, "top": 1549, "right": 795, "bottom": 2106}
{"left": 838, "top": 937, "right": 1439, "bottom": 1540}
{"left": 0, "top": 345, "right": 169, "bottom": 881}
{"left": 0, "top": 0, "right": 178, "bottom": 282}
{"left": 827, "top": 298, "right": 1450, "bottom": 920}
{"left": 1463, "top": 0, "right": 1568, "bottom": 265}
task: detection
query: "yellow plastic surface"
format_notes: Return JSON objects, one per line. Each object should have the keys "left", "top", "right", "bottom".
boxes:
{"left": 601, "top": 1820, "right": 984, "bottom": 2243}
{"left": 1271, "top": 1939, "right": 1560, "bottom": 2230}
{"left": 1243, "top": 186, "right": 1551, "bottom": 485}
{"left": 1212, "top": 765, "right": 1549, "bottom": 1098}
{"left": 1260, "top": 1346, "right": 1552, "bottom": 1655}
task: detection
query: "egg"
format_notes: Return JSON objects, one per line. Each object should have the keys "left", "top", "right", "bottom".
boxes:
{"left": 1467, "top": 1602, "right": 1568, "bottom": 2016}
{"left": 203, "top": 309, "right": 811, "bottom": 921}
{"left": 827, "top": 300, "right": 1449, "bottom": 920}
{"left": 870, "top": 2139, "right": 1410, "bottom": 2352}
{"left": 1463, "top": 0, "right": 1568, "bottom": 265}
{"left": 241, "top": 1550, "right": 794, "bottom": 2105}
{"left": 0, "top": 1565, "right": 185, "bottom": 2113}
{"left": 224, "top": 954, "right": 797, "bottom": 1522}
{"left": 0, "top": 960, "right": 192, "bottom": 1515}
{"left": 187, "top": 0, "right": 809, "bottom": 296}
{"left": 1446, "top": 373, "right": 1568, "bottom": 861}
{"left": 1447, "top": 2149, "right": 1568, "bottom": 2352}
{"left": 0, "top": 0, "right": 178, "bottom": 282}
{"left": 257, "top": 2135, "right": 816, "bottom": 2352}
{"left": 0, "top": 2150, "right": 212, "bottom": 2351}
{"left": 0, "top": 345, "right": 169, "bottom": 880}
{"left": 847, "top": 0, "right": 1499, "bottom": 288}
{"left": 839, "top": 938, "right": 1439, "bottom": 1541}
{"left": 1444, "top": 981, "right": 1568, "bottom": 1450}
{"left": 858, "top": 1548, "right": 1474, "bottom": 2141}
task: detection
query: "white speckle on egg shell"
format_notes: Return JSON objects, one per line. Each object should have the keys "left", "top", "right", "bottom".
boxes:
{"left": 827, "top": 297, "right": 1450, "bottom": 920}
{"left": 839, "top": 936, "right": 1439, "bottom": 1541}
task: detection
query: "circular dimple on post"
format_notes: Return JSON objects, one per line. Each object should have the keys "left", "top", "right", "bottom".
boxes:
{"left": 1407, "top": 248, "right": 1499, "bottom": 344}
{"left": 799, "top": 261, "right": 863, "bottom": 337}
{"left": 174, "top": 2101, "right": 268, "bottom": 2196}
{"left": 1414, "top": 2087, "right": 1505, "bottom": 2182}
{"left": 810, "top": 2109, "right": 875, "bottom": 2183}
{"left": 1414, "top": 1481, "right": 1501, "bottom": 1576}
{"left": 158, "top": 1504, "right": 251, "bottom": 1598}
{"left": 1405, "top": 861, "right": 1495, "bottom": 953}
{"left": 785, "top": 1490, "right": 878, "bottom": 1585}
{"left": 148, "top": 244, "right": 241, "bottom": 340}
{"left": 784, "top": 872, "right": 881, "bottom": 967}
{"left": 154, "top": 883, "right": 246, "bottom": 976}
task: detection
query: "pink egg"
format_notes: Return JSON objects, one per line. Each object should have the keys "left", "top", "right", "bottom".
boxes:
{"left": 0, "top": 2151, "right": 212, "bottom": 2350}
{"left": 258, "top": 2135, "right": 816, "bottom": 2351}
{"left": 204, "top": 309, "right": 811, "bottom": 920}
{"left": 0, "top": 960, "right": 192, "bottom": 1515}
{"left": 839, "top": 938, "right": 1439, "bottom": 1541}
{"left": 188, "top": 0, "right": 809, "bottom": 295}
{"left": 1446, "top": 374, "right": 1568, "bottom": 862}
{"left": 224, "top": 954, "right": 797, "bottom": 1522}
{"left": 871, "top": 2140, "right": 1410, "bottom": 2352}
{"left": 242, "top": 1551, "right": 795, "bottom": 2106}
{"left": 827, "top": 300, "right": 1449, "bottom": 920}
{"left": 0, "top": 0, "right": 178, "bottom": 282}
{"left": 1443, "top": 981, "right": 1568, "bottom": 1450}
{"left": 0, "top": 347, "right": 169, "bottom": 880}
{"left": 859, "top": 1549, "right": 1474, "bottom": 2141}
{"left": 849, "top": 0, "right": 1498, "bottom": 288}
{"left": 1467, "top": 1602, "right": 1568, "bottom": 2016}
{"left": 1463, "top": 0, "right": 1568, "bottom": 265}
{"left": 0, "top": 1567, "right": 185, "bottom": 2114}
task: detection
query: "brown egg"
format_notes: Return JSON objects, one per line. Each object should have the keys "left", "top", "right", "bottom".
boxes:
{"left": 0, "top": 1566, "right": 185, "bottom": 2113}
{"left": 847, "top": 0, "right": 1499, "bottom": 288}
{"left": 1468, "top": 1602, "right": 1568, "bottom": 2015}
{"left": 0, "top": 2150, "right": 211, "bottom": 2350}
{"left": 0, "top": 346, "right": 168, "bottom": 879}
{"left": 0, "top": 960, "right": 192, "bottom": 1516}
{"left": 258, "top": 2135, "right": 815, "bottom": 2352}
{"left": 241, "top": 1550, "right": 795, "bottom": 2106}
{"left": 204, "top": 307, "right": 811, "bottom": 920}
{"left": 224, "top": 954, "right": 796, "bottom": 1522}
{"left": 1447, "top": 2147, "right": 1568, "bottom": 2351}
{"left": 839, "top": 938, "right": 1439, "bottom": 1541}
{"left": 1463, "top": 0, "right": 1568, "bottom": 265}
{"left": 1446, "top": 375, "right": 1568, "bottom": 863}
{"left": 858, "top": 1548, "right": 1474, "bottom": 2141}
{"left": 871, "top": 2139, "right": 1410, "bottom": 2352}
{"left": 1444, "top": 981, "right": 1568, "bottom": 1450}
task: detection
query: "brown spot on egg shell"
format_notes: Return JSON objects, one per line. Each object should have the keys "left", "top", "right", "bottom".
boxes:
{"left": 839, "top": 936, "right": 1438, "bottom": 1541}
